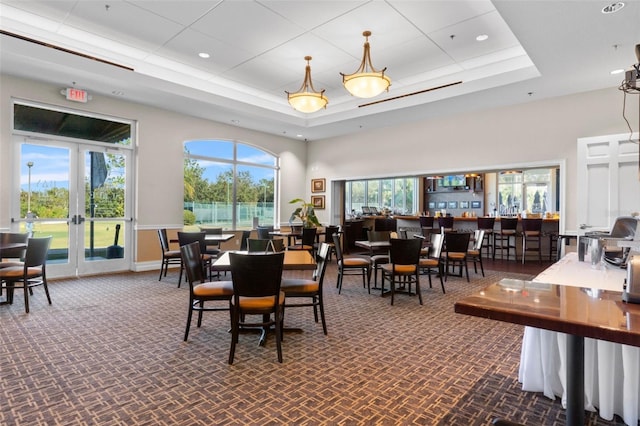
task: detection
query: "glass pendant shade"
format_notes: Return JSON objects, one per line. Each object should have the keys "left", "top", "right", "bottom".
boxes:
{"left": 286, "top": 56, "right": 328, "bottom": 113}
{"left": 341, "top": 31, "right": 391, "bottom": 98}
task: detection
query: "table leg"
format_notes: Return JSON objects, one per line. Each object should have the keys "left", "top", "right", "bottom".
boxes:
{"left": 566, "top": 334, "right": 585, "bottom": 426}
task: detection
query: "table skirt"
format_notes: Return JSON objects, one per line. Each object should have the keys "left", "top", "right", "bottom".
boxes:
{"left": 519, "top": 326, "right": 640, "bottom": 425}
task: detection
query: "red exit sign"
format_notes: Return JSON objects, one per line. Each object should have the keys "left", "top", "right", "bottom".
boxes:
{"left": 66, "top": 88, "right": 89, "bottom": 103}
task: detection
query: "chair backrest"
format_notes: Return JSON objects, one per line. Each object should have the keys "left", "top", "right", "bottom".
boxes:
{"left": 180, "top": 241, "right": 205, "bottom": 286}
{"left": 521, "top": 218, "right": 543, "bottom": 233}
{"left": 157, "top": 228, "right": 171, "bottom": 252}
{"left": 477, "top": 217, "right": 495, "bottom": 231}
{"left": 229, "top": 252, "right": 285, "bottom": 298}
{"left": 24, "top": 237, "right": 51, "bottom": 268}
{"left": 368, "top": 230, "right": 391, "bottom": 242}
{"left": 247, "top": 238, "right": 272, "bottom": 253}
{"left": 419, "top": 216, "right": 434, "bottom": 228}
{"left": 0, "top": 232, "right": 29, "bottom": 259}
{"left": 389, "top": 238, "right": 422, "bottom": 265}
{"left": 445, "top": 232, "right": 471, "bottom": 254}
{"left": 332, "top": 232, "right": 344, "bottom": 261}
{"left": 429, "top": 233, "right": 445, "bottom": 259}
{"left": 472, "top": 230, "right": 485, "bottom": 251}
{"left": 256, "top": 226, "right": 274, "bottom": 239}
{"left": 177, "top": 231, "right": 207, "bottom": 252}
{"left": 300, "top": 227, "right": 317, "bottom": 246}
{"left": 239, "top": 230, "right": 252, "bottom": 251}
{"left": 312, "top": 242, "right": 331, "bottom": 282}
{"left": 438, "top": 216, "right": 454, "bottom": 229}
{"left": 609, "top": 216, "right": 638, "bottom": 239}
{"left": 375, "top": 218, "right": 397, "bottom": 232}
{"left": 201, "top": 227, "right": 222, "bottom": 235}
{"left": 500, "top": 217, "right": 519, "bottom": 231}
{"left": 271, "top": 238, "right": 285, "bottom": 252}
{"left": 324, "top": 226, "right": 339, "bottom": 243}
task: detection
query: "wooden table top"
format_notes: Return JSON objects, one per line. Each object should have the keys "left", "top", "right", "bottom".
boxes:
{"left": 454, "top": 278, "right": 640, "bottom": 347}
{"left": 212, "top": 250, "right": 316, "bottom": 271}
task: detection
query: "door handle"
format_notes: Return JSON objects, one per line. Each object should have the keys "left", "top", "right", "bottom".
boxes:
{"left": 71, "top": 215, "right": 86, "bottom": 225}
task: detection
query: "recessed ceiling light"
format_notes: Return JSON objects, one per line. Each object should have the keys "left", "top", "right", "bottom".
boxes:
{"left": 610, "top": 68, "right": 625, "bottom": 75}
{"left": 476, "top": 34, "right": 489, "bottom": 42}
{"left": 297, "top": 134, "right": 303, "bottom": 138}
{"left": 602, "top": 2, "right": 625, "bottom": 14}
{"left": 198, "top": 52, "right": 210, "bottom": 59}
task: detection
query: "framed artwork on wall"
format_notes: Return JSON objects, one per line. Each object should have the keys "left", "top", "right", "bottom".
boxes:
{"left": 471, "top": 201, "right": 482, "bottom": 209}
{"left": 311, "top": 195, "right": 325, "bottom": 209}
{"left": 311, "top": 178, "right": 325, "bottom": 193}
{"left": 428, "top": 202, "right": 436, "bottom": 209}
{"left": 460, "top": 201, "right": 470, "bottom": 209}
{"left": 437, "top": 201, "right": 447, "bottom": 209}
{"left": 448, "top": 201, "right": 458, "bottom": 209}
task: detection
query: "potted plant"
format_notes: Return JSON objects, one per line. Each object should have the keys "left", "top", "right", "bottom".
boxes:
{"left": 289, "top": 198, "right": 321, "bottom": 228}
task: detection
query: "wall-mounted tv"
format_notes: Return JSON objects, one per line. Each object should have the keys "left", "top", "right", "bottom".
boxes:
{"left": 438, "top": 175, "right": 466, "bottom": 187}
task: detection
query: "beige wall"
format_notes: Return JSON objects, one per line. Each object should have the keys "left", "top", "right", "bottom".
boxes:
{"left": 307, "top": 87, "right": 638, "bottom": 231}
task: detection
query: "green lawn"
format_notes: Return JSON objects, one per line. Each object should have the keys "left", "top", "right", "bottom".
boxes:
{"left": 26, "top": 221, "right": 125, "bottom": 249}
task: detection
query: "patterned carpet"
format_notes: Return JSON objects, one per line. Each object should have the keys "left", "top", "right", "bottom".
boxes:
{"left": 0, "top": 262, "right": 629, "bottom": 425}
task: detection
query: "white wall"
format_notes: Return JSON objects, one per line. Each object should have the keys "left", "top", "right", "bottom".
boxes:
{"left": 307, "top": 87, "right": 639, "bottom": 231}
{"left": 0, "top": 74, "right": 308, "bottom": 230}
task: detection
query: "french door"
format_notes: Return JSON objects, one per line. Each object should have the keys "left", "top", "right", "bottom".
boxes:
{"left": 14, "top": 137, "right": 133, "bottom": 278}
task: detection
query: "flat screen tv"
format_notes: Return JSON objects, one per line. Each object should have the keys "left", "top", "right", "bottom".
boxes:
{"left": 439, "top": 175, "right": 466, "bottom": 187}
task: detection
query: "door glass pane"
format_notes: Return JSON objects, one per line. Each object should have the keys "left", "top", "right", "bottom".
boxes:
{"left": 84, "top": 150, "right": 126, "bottom": 261}
{"left": 20, "top": 143, "right": 70, "bottom": 263}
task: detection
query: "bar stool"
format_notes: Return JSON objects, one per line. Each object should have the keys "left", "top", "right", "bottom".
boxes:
{"left": 521, "top": 218, "right": 543, "bottom": 264}
{"left": 419, "top": 216, "right": 435, "bottom": 238}
{"left": 437, "top": 216, "right": 454, "bottom": 233}
{"left": 476, "top": 217, "right": 495, "bottom": 258}
{"left": 493, "top": 217, "right": 518, "bottom": 262}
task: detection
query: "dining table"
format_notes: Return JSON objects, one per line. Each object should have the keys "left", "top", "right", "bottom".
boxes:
{"left": 211, "top": 249, "right": 316, "bottom": 272}
{"left": 454, "top": 266, "right": 640, "bottom": 426}
{"left": 269, "top": 228, "right": 325, "bottom": 246}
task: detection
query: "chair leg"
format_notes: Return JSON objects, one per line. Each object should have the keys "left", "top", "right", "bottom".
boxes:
{"left": 275, "top": 309, "right": 283, "bottom": 363}
{"left": 337, "top": 270, "right": 343, "bottom": 294}
{"left": 438, "top": 263, "right": 446, "bottom": 293}
{"left": 228, "top": 308, "right": 239, "bottom": 364}
{"left": 23, "top": 279, "right": 30, "bottom": 313}
{"left": 43, "top": 279, "right": 52, "bottom": 305}
{"left": 318, "top": 294, "right": 327, "bottom": 335}
{"left": 416, "top": 275, "right": 423, "bottom": 305}
{"left": 184, "top": 304, "right": 194, "bottom": 342}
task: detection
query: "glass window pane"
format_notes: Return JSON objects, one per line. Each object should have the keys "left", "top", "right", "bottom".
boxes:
{"left": 185, "top": 140, "right": 233, "bottom": 160}
{"left": 237, "top": 144, "right": 277, "bottom": 166}
{"left": 351, "top": 181, "right": 365, "bottom": 212}
{"left": 367, "top": 181, "right": 379, "bottom": 206}
{"left": 236, "top": 165, "right": 274, "bottom": 229}
{"left": 381, "top": 179, "right": 393, "bottom": 208}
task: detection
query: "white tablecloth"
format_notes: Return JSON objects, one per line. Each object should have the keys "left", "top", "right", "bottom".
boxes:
{"left": 518, "top": 253, "right": 640, "bottom": 425}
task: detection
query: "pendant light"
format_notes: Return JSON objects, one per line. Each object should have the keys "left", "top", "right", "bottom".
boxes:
{"left": 286, "top": 56, "right": 328, "bottom": 113}
{"left": 341, "top": 31, "right": 391, "bottom": 98}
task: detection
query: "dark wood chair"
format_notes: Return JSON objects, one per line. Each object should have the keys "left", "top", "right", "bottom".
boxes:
{"left": 319, "top": 225, "right": 339, "bottom": 260}
{"left": 380, "top": 238, "right": 423, "bottom": 305}
{"left": 521, "top": 218, "right": 543, "bottom": 264}
{"left": 177, "top": 231, "right": 214, "bottom": 286}
{"left": 332, "top": 233, "right": 372, "bottom": 294}
{"left": 287, "top": 227, "right": 317, "bottom": 256}
{"left": 247, "top": 238, "right": 284, "bottom": 253}
{"left": 281, "top": 242, "right": 331, "bottom": 335}
{"left": 418, "top": 232, "right": 445, "bottom": 293}
{"left": 467, "top": 229, "right": 486, "bottom": 276}
{"left": 180, "top": 242, "right": 233, "bottom": 342}
{"left": 437, "top": 216, "right": 454, "bottom": 233}
{"left": 493, "top": 217, "right": 518, "bottom": 261}
{"left": 0, "top": 232, "right": 29, "bottom": 268}
{"left": 256, "top": 225, "right": 274, "bottom": 240}
{"left": 476, "top": 217, "right": 495, "bottom": 258}
{"left": 368, "top": 230, "right": 391, "bottom": 293}
{"left": 200, "top": 227, "right": 222, "bottom": 256}
{"left": 444, "top": 232, "right": 471, "bottom": 282}
{"left": 0, "top": 236, "right": 52, "bottom": 313}
{"left": 228, "top": 251, "right": 285, "bottom": 364}
{"left": 238, "top": 230, "right": 252, "bottom": 251}
{"left": 157, "top": 229, "right": 182, "bottom": 282}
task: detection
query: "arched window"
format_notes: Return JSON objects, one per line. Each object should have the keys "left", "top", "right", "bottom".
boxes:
{"left": 183, "top": 140, "right": 278, "bottom": 230}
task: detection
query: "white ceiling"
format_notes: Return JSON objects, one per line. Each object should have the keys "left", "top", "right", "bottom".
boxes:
{"left": 1, "top": 0, "right": 639, "bottom": 141}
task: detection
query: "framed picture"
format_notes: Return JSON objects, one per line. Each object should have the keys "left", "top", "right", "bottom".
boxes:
{"left": 311, "top": 195, "right": 325, "bottom": 209}
{"left": 460, "top": 201, "right": 470, "bottom": 209}
{"left": 428, "top": 202, "right": 436, "bottom": 209}
{"left": 471, "top": 201, "right": 482, "bottom": 209}
{"left": 437, "top": 201, "right": 447, "bottom": 209}
{"left": 311, "top": 178, "right": 325, "bottom": 193}
{"left": 448, "top": 201, "right": 458, "bottom": 209}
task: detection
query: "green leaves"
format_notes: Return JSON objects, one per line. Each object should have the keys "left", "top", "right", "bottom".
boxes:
{"left": 289, "top": 198, "right": 321, "bottom": 227}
